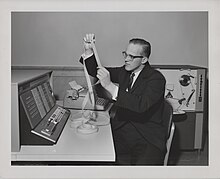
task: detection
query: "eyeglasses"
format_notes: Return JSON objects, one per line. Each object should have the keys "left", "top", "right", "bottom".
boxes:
{"left": 122, "top": 51, "right": 144, "bottom": 61}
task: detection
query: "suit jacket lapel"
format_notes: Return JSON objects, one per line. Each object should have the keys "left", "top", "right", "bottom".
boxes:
{"left": 129, "top": 62, "right": 152, "bottom": 92}
{"left": 119, "top": 70, "right": 132, "bottom": 91}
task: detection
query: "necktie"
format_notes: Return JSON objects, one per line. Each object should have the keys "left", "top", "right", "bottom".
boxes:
{"left": 127, "top": 73, "right": 135, "bottom": 91}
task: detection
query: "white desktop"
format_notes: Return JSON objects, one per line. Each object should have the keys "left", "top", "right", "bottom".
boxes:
{"left": 11, "top": 70, "right": 115, "bottom": 163}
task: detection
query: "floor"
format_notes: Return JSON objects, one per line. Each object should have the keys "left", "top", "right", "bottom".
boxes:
{"left": 168, "top": 133, "right": 208, "bottom": 166}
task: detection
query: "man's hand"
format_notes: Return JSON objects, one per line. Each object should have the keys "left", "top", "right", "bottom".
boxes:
{"left": 83, "top": 33, "right": 95, "bottom": 56}
{"left": 96, "top": 67, "right": 111, "bottom": 88}
{"left": 97, "top": 67, "right": 119, "bottom": 99}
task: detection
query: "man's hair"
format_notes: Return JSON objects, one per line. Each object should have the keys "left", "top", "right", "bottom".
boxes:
{"left": 129, "top": 38, "right": 151, "bottom": 59}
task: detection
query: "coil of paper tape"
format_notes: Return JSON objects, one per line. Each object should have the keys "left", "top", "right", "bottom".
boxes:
{"left": 76, "top": 123, "right": 98, "bottom": 134}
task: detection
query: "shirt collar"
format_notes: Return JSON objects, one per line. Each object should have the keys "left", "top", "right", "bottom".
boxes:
{"left": 132, "top": 69, "right": 142, "bottom": 79}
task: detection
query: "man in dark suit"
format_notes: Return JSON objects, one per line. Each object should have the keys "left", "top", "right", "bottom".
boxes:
{"left": 80, "top": 34, "right": 166, "bottom": 165}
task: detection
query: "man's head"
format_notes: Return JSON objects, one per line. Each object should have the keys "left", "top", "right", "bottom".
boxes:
{"left": 123, "top": 38, "right": 151, "bottom": 72}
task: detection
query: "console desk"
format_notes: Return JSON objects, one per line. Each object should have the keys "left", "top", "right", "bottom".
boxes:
{"left": 11, "top": 105, "right": 115, "bottom": 163}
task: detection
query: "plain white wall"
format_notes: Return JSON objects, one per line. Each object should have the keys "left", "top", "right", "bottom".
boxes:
{"left": 11, "top": 12, "right": 208, "bottom": 68}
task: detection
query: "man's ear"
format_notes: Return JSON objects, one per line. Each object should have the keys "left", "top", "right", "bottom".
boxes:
{"left": 141, "top": 57, "right": 148, "bottom": 64}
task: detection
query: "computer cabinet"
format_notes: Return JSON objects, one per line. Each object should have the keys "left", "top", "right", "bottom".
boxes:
{"left": 155, "top": 65, "right": 208, "bottom": 151}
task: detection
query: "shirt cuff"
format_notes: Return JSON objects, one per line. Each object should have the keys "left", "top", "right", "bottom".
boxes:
{"left": 112, "top": 85, "right": 119, "bottom": 100}
{"left": 81, "top": 52, "right": 94, "bottom": 60}
{"left": 105, "top": 82, "right": 118, "bottom": 101}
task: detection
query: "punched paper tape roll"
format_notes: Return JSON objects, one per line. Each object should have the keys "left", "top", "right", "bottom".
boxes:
{"left": 73, "top": 36, "right": 103, "bottom": 134}
{"left": 76, "top": 123, "right": 98, "bottom": 134}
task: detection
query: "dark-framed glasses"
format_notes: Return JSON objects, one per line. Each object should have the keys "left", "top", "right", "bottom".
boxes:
{"left": 122, "top": 51, "right": 144, "bottom": 61}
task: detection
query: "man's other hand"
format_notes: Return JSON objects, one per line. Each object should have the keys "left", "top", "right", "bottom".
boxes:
{"left": 96, "top": 67, "right": 111, "bottom": 88}
{"left": 83, "top": 33, "right": 95, "bottom": 56}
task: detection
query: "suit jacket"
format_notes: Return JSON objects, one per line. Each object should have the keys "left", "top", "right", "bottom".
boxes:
{"left": 80, "top": 55, "right": 166, "bottom": 152}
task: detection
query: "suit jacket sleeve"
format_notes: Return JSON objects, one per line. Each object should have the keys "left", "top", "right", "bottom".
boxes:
{"left": 79, "top": 55, "right": 98, "bottom": 78}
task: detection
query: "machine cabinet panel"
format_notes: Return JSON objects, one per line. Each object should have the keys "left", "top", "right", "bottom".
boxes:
{"left": 156, "top": 65, "right": 207, "bottom": 151}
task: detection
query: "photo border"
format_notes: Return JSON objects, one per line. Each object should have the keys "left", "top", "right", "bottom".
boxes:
{"left": 1, "top": 0, "right": 220, "bottom": 178}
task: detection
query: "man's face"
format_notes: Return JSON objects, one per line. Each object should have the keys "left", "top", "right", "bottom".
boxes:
{"left": 124, "top": 43, "right": 146, "bottom": 72}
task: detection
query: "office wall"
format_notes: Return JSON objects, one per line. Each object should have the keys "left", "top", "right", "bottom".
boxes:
{"left": 11, "top": 12, "right": 208, "bottom": 68}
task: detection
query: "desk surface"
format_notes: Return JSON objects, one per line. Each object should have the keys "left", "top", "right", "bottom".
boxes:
{"left": 12, "top": 107, "right": 115, "bottom": 162}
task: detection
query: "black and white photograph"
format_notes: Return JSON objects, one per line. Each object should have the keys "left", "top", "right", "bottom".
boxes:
{"left": 11, "top": 11, "right": 208, "bottom": 166}
{"left": 1, "top": 0, "right": 220, "bottom": 179}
